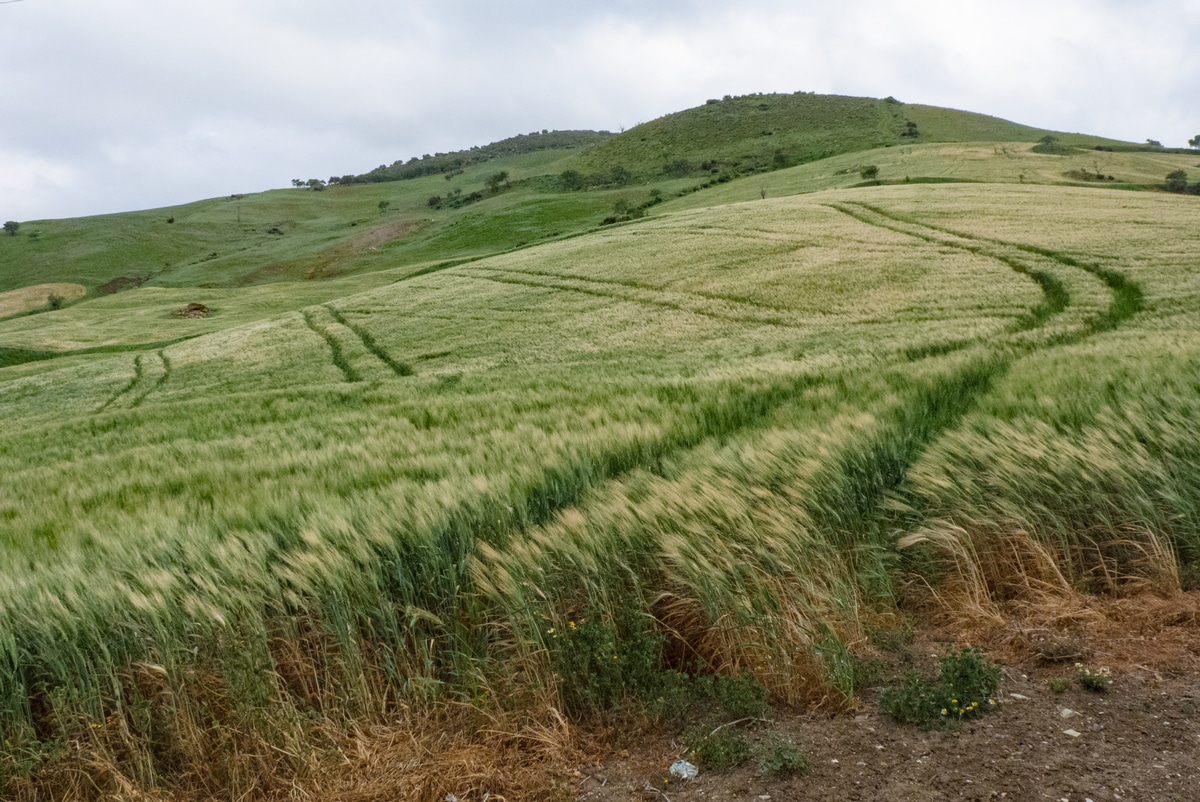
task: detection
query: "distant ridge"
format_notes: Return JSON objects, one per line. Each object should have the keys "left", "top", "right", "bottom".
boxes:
{"left": 328, "top": 129, "right": 614, "bottom": 186}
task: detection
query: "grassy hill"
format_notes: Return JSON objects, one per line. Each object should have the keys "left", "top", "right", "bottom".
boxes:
{"left": 2, "top": 93, "right": 1200, "bottom": 799}
{"left": 565, "top": 91, "right": 1127, "bottom": 179}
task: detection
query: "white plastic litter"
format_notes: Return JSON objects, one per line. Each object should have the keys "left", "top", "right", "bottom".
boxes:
{"left": 669, "top": 759, "right": 699, "bottom": 779}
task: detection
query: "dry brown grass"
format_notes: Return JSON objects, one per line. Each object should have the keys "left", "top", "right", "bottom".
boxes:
{"left": 302, "top": 703, "right": 584, "bottom": 802}
{"left": 0, "top": 283, "right": 86, "bottom": 317}
{"left": 902, "top": 522, "right": 1200, "bottom": 673}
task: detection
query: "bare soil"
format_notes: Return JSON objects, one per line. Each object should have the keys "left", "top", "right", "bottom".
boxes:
{"left": 576, "top": 664, "right": 1200, "bottom": 802}
{"left": 239, "top": 218, "right": 429, "bottom": 284}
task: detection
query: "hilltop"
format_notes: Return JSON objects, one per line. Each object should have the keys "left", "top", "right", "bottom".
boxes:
{"left": 563, "top": 91, "right": 1127, "bottom": 180}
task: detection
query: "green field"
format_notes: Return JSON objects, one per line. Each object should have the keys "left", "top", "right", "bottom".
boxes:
{"left": 2, "top": 94, "right": 1199, "bottom": 798}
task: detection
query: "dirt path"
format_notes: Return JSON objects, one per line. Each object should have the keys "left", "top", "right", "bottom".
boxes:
{"left": 577, "top": 666, "right": 1200, "bottom": 802}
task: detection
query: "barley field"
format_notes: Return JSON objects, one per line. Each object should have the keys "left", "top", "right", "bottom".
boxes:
{"left": 1, "top": 157, "right": 1198, "bottom": 795}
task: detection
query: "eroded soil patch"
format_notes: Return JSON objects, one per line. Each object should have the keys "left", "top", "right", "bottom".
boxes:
{"left": 238, "top": 218, "right": 429, "bottom": 284}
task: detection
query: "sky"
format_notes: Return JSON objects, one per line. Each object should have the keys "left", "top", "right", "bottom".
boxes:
{"left": 2, "top": 0, "right": 1198, "bottom": 221}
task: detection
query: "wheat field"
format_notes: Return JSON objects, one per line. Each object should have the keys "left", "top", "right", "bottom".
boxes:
{"left": 1, "top": 175, "right": 1198, "bottom": 796}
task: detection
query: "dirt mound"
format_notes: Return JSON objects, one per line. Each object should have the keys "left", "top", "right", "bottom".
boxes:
{"left": 174, "top": 302, "right": 211, "bottom": 318}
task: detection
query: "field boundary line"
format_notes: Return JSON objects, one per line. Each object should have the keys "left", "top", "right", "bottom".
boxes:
{"left": 483, "top": 261, "right": 811, "bottom": 315}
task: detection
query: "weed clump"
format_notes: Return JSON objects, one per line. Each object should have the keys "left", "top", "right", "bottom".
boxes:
{"left": 752, "top": 734, "right": 809, "bottom": 776}
{"left": 684, "top": 724, "right": 750, "bottom": 771}
{"left": 879, "top": 647, "right": 1001, "bottom": 728}
{"left": 1076, "top": 663, "right": 1112, "bottom": 692}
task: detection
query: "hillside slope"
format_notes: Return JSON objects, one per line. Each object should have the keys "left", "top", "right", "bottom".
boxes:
{"left": 565, "top": 91, "right": 1127, "bottom": 178}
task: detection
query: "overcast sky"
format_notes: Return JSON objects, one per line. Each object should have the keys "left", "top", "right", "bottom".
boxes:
{"left": 2, "top": 0, "right": 1197, "bottom": 221}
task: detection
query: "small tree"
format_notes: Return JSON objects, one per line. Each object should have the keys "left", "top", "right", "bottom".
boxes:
{"left": 378, "top": 200, "right": 391, "bottom": 213}
{"left": 1166, "top": 169, "right": 1189, "bottom": 193}
{"left": 1146, "top": 139, "right": 1163, "bottom": 148}
{"left": 3, "top": 221, "right": 18, "bottom": 236}
{"left": 1189, "top": 135, "right": 1200, "bottom": 149}
{"left": 486, "top": 171, "right": 509, "bottom": 194}
{"left": 860, "top": 165, "right": 879, "bottom": 180}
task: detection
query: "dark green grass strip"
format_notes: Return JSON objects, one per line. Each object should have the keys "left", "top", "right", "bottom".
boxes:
{"left": 0, "top": 346, "right": 58, "bottom": 368}
{"left": 808, "top": 354, "right": 1007, "bottom": 547}
{"left": 0, "top": 336, "right": 200, "bottom": 371}
{"left": 325, "top": 306, "right": 414, "bottom": 377}
{"left": 130, "top": 350, "right": 171, "bottom": 408}
{"left": 302, "top": 309, "right": 361, "bottom": 383}
{"left": 850, "top": 203, "right": 1144, "bottom": 333}
{"left": 95, "top": 355, "right": 144, "bottom": 413}
{"left": 828, "top": 203, "right": 1069, "bottom": 335}
{"left": 1008, "top": 244, "right": 1144, "bottom": 332}
{"left": 849, "top": 177, "right": 983, "bottom": 189}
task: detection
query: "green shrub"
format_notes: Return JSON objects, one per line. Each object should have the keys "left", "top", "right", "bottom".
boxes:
{"left": 849, "top": 654, "right": 887, "bottom": 690}
{"left": 752, "top": 735, "right": 809, "bottom": 776}
{"left": 1032, "top": 135, "right": 1071, "bottom": 155}
{"left": 46, "top": 294, "right": 64, "bottom": 311}
{"left": 1165, "top": 170, "right": 1189, "bottom": 193}
{"left": 685, "top": 724, "right": 750, "bottom": 771}
{"left": 1048, "top": 676, "right": 1070, "bottom": 694}
{"left": 879, "top": 647, "right": 1001, "bottom": 727}
{"left": 546, "top": 610, "right": 666, "bottom": 713}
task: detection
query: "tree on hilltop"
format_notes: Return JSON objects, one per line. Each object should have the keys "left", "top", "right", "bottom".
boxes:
{"left": 3, "top": 220, "right": 18, "bottom": 236}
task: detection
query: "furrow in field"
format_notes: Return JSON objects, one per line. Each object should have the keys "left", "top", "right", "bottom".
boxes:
{"left": 476, "top": 263, "right": 813, "bottom": 316}
{"left": 325, "top": 306, "right": 414, "bottom": 377}
{"left": 850, "top": 205, "right": 1145, "bottom": 332}
{"left": 456, "top": 267, "right": 810, "bottom": 330}
{"left": 828, "top": 203, "right": 1148, "bottom": 579}
{"left": 301, "top": 306, "right": 398, "bottom": 384}
{"left": 94, "top": 354, "right": 145, "bottom": 413}
{"left": 130, "top": 350, "right": 171, "bottom": 408}
{"left": 302, "top": 308, "right": 360, "bottom": 382}
{"left": 835, "top": 202, "right": 1114, "bottom": 345}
